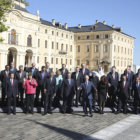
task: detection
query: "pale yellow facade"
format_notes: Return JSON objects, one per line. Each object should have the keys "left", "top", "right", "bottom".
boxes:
{"left": 0, "top": 1, "right": 135, "bottom": 74}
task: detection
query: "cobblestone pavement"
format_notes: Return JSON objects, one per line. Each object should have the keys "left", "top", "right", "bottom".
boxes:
{"left": 0, "top": 112, "right": 130, "bottom": 140}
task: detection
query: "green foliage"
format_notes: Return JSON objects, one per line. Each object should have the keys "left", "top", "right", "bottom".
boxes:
{"left": 0, "top": 0, "right": 12, "bottom": 42}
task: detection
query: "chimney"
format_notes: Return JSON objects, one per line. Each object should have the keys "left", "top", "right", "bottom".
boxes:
{"left": 78, "top": 24, "right": 81, "bottom": 29}
{"left": 103, "top": 21, "right": 106, "bottom": 25}
{"left": 59, "top": 22, "right": 62, "bottom": 28}
{"left": 120, "top": 27, "right": 122, "bottom": 32}
{"left": 96, "top": 20, "right": 98, "bottom": 24}
{"left": 36, "top": 10, "right": 40, "bottom": 16}
{"left": 52, "top": 19, "right": 55, "bottom": 26}
{"left": 112, "top": 25, "right": 115, "bottom": 28}
{"left": 64, "top": 23, "right": 68, "bottom": 29}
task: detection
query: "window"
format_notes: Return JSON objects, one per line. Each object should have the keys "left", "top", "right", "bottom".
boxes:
{"left": 45, "top": 29, "right": 47, "bottom": 34}
{"left": 78, "top": 36, "right": 81, "bottom": 40}
{"left": 66, "top": 35, "right": 68, "bottom": 38}
{"left": 51, "top": 58, "right": 53, "bottom": 64}
{"left": 105, "top": 34, "right": 109, "bottom": 39}
{"left": 96, "top": 35, "right": 99, "bottom": 39}
{"left": 9, "top": 29, "right": 17, "bottom": 45}
{"left": 61, "top": 44, "right": 64, "bottom": 50}
{"left": 37, "top": 56, "right": 39, "bottom": 63}
{"left": 45, "top": 40, "right": 47, "bottom": 48}
{"left": 86, "top": 45, "right": 90, "bottom": 52}
{"left": 114, "top": 45, "right": 116, "bottom": 52}
{"left": 70, "top": 59, "right": 72, "bottom": 65}
{"left": 62, "top": 33, "right": 64, "bottom": 37}
{"left": 57, "top": 32, "right": 59, "bottom": 36}
{"left": 56, "top": 42, "right": 59, "bottom": 50}
{"left": 70, "top": 45, "right": 73, "bottom": 52}
{"left": 71, "top": 36, "right": 73, "bottom": 39}
{"left": 118, "top": 60, "right": 119, "bottom": 66}
{"left": 61, "top": 59, "right": 63, "bottom": 64}
{"left": 114, "top": 60, "right": 115, "bottom": 66}
{"left": 44, "top": 57, "right": 47, "bottom": 63}
{"left": 27, "top": 35, "right": 32, "bottom": 47}
{"left": 66, "top": 44, "right": 68, "bottom": 51}
{"left": 56, "top": 58, "right": 58, "bottom": 64}
{"left": 52, "top": 42, "right": 54, "bottom": 49}
{"left": 38, "top": 39, "right": 40, "bottom": 47}
{"left": 77, "top": 60, "right": 80, "bottom": 65}
{"left": 52, "top": 31, "right": 54, "bottom": 35}
{"left": 77, "top": 45, "right": 80, "bottom": 52}
{"left": 125, "top": 48, "right": 126, "bottom": 54}
{"left": 66, "top": 59, "right": 67, "bottom": 64}
{"left": 94, "top": 45, "right": 98, "bottom": 53}
{"left": 86, "top": 60, "right": 89, "bottom": 65}
{"left": 87, "top": 35, "right": 90, "bottom": 40}
{"left": 118, "top": 46, "right": 120, "bottom": 53}
{"left": 104, "top": 45, "right": 108, "bottom": 52}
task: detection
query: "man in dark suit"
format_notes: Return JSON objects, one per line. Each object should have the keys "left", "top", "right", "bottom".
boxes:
{"left": 27, "top": 63, "right": 38, "bottom": 80}
{"left": 59, "top": 64, "right": 69, "bottom": 80}
{"left": 62, "top": 72, "right": 75, "bottom": 113}
{"left": 107, "top": 66, "right": 119, "bottom": 111}
{"left": 44, "top": 72, "right": 56, "bottom": 115}
{"left": 80, "top": 75, "right": 96, "bottom": 117}
{"left": 80, "top": 63, "right": 90, "bottom": 82}
{"left": 10, "top": 62, "right": 17, "bottom": 76}
{"left": 45, "top": 62, "right": 53, "bottom": 78}
{"left": 36, "top": 66, "right": 47, "bottom": 106}
{"left": 90, "top": 72, "right": 99, "bottom": 110}
{"left": 72, "top": 67, "right": 83, "bottom": 107}
{"left": 0, "top": 65, "right": 10, "bottom": 105}
{"left": 134, "top": 69, "right": 140, "bottom": 83}
{"left": 133, "top": 77, "right": 140, "bottom": 114}
{"left": 117, "top": 75, "right": 129, "bottom": 114}
{"left": 5, "top": 72, "right": 18, "bottom": 115}
{"left": 16, "top": 65, "right": 26, "bottom": 105}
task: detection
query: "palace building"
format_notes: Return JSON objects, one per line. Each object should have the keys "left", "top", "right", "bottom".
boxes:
{"left": 0, "top": 0, "right": 135, "bottom": 74}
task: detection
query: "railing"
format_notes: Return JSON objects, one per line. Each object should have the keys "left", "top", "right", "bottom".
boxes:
{"left": 59, "top": 50, "right": 67, "bottom": 54}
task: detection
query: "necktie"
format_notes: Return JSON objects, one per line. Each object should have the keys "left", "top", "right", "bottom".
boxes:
{"left": 113, "top": 73, "right": 115, "bottom": 80}
{"left": 6, "top": 71, "right": 8, "bottom": 77}
{"left": 76, "top": 73, "right": 78, "bottom": 80}
{"left": 123, "top": 81, "right": 125, "bottom": 88}
{"left": 11, "top": 79, "right": 13, "bottom": 86}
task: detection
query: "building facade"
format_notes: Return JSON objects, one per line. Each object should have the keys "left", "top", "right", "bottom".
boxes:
{"left": 0, "top": 0, "right": 135, "bottom": 74}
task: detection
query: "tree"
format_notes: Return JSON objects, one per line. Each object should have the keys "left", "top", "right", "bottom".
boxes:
{"left": 0, "top": 0, "right": 29, "bottom": 42}
{"left": 0, "top": 0, "right": 12, "bottom": 42}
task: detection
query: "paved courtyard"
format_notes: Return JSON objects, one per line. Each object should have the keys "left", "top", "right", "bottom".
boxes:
{"left": 0, "top": 112, "right": 133, "bottom": 140}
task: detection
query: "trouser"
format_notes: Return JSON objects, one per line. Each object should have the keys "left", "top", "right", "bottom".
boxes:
{"left": 26, "top": 94, "right": 34, "bottom": 113}
{"left": 63, "top": 95, "right": 73, "bottom": 113}
{"left": 2, "top": 87, "right": 6, "bottom": 103}
{"left": 53, "top": 86, "right": 62, "bottom": 108}
{"left": 7, "top": 96, "right": 16, "bottom": 114}
{"left": 118, "top": 95, "right": 128, "bottom": 113}
{"left": 92, "top": 90, "right": 97, "bottom": 108}
{"left": 75, "top": 87, "right": 81, "bottom": 106}
{"left": 44, "top": 93, "right": 53, "bottom": 113}
{"left": 109, "top": 88, "right": 117, "bottom": 107}
{"left": 18, "top": 84, "right": 25, "bottom": 104}
{"left": 134, "top": 99, "right": 140, "bottom": 113}
{"left": 83, "top": 98, "right": 93, "bottom": 115}
{"left": 35, "top": 86, "right": 44, "bottom": 105}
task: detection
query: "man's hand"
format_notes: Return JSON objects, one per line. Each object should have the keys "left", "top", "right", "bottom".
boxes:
{"left": 5, "top": 95, "right": 7, "bottom": 99}
{"left": 16, "top": 95, "right": 19, "bottom": 97}
{"left": 108, "top": 83, "right": 111, "bottom": 87}
{"left": 53, "top": 93, "right": 56, "bottom": 97}
{"left": 44, "top": 89, "right": 47, "bottom": 93}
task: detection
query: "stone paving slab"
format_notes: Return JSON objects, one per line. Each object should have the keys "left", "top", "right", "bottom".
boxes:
{"left": 0, "top": 112, "right": 130, "bottom": 140}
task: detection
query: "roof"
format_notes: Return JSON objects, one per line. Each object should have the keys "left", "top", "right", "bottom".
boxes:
{"left": 68, "top": 22, "right": 135, "bottom": 38}
{"left": 14, "top": 4, "right": 29, "bottom": 13}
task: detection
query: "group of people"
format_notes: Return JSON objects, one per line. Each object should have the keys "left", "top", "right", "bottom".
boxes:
{"left": 0, "top": 62, "right": 140, "bottom": 117}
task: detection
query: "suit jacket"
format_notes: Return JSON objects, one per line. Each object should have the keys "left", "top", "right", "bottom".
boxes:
{"left": 133, "top": 82, "right": 140, "bottom": 100}
{"left": 46, "top": 68, "right": 53, "bottom": 78}
{"left": 27, "top": 67, "right": 39, "bottom": 80}
{"left": 90, "top": 76, "right": 99, "bottom": 88}
{"left": 121, "top": 73, "right": 132, "bottom": 88}
{"left": 80, "top": 81, "right": 95, "bottom": 100}
{"left": 37, "top": 71, "right": 48, "bottom": 88}
{"left": 119, "top": 81, "right": 129, "bottom": 98}
{"left": 44, "top": 77, "right": 56, "bottom": 95}
{"left": 80, "top": 68, "right": 90, "bottom": 82}
{"left": 59, "top": 68, "right": 69, "bottom": 79}
{"left": 72, "top": 72, "right": 83, "bottom": 88}
{"left": 62, "top": 79, "right": 75, "bottom": 98}
{"left": 0, "top": 70, "right": 10, "bottom": 88}
{"left": 6, "top": 79, "right": 18, "bottom": 98}
{"left": 16, "top": 71, "right": 26, "bottom": 85}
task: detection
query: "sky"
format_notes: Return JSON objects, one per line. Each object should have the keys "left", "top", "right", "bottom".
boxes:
{"left": 26, "top": 0, "right": 140, "bottom": 65}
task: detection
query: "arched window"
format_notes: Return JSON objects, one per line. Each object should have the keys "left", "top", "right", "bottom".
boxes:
{"left": 27, "top": 35, "right": 32, "bottom": 47}
{"left": 9, "top": 29, "right": 17, "bottom": 44}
